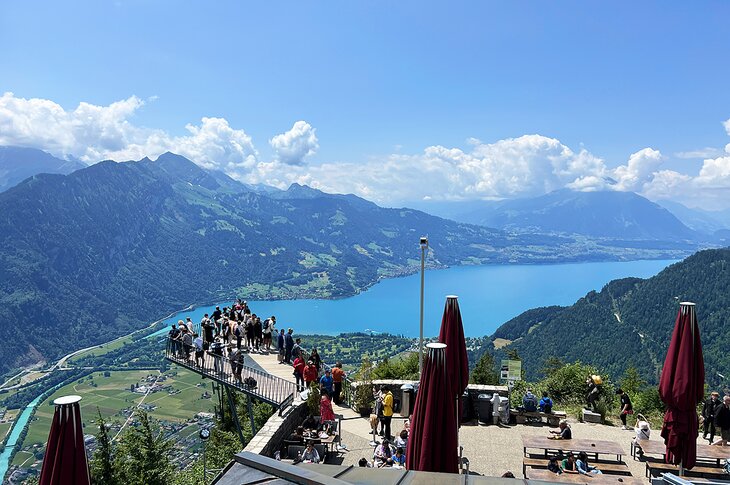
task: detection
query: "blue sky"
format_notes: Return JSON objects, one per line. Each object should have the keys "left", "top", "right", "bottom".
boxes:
{"left": 2, "top": 1, "right": 730, "bottom": 208}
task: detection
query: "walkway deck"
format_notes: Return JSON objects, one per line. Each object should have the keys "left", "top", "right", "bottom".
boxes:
{"left": 164, "top": 341, "right": 297, "bottom": 413}
{"left": 244, "top": 350, "right": 359, "bottom": 419}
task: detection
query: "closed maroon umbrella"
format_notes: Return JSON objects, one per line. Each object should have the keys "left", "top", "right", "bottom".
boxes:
{"left": 658, "top": 302, "right": 705, "bottom": 471}
{"left": 438, "top": 295, "right": 469, "bottom": 423}
{"left": 406, "top": 342, "right": 459, "bottom": 473}
{"left": 39, "top": 395, "right": 91, "bottom": 485}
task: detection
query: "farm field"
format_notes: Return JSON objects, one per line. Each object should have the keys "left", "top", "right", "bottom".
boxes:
{"left": 12, "top": 367, "right": 214, "bottom": 467}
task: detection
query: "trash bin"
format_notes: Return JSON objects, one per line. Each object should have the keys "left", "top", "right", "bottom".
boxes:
{"left": 400, "top": 384, "right": 414, "bottom": 418}
{"left": 477, "top": 394, "right": 493, "bottom": 424}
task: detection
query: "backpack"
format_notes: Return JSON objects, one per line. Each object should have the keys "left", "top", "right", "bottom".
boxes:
{"left": 244, "top": 377, "right": 257, "bottom": 389}
{"left": 234, "top": 325, "right": 242, "bottom": 338}
{"left": 543, "top": 398, "right": 553, "bottom": 414}
{"left": 263, "top": 319, "right": 270, "bottom": 330}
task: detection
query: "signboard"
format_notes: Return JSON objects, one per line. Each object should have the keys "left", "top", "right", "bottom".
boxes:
{"left": 500, "top": 359, "right": 522, "bottom": 382}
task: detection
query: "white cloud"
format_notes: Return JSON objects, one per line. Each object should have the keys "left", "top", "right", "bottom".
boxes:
{"left": 675, "top": 148, "right": 723, "bottom": 159}
{"left": 612, "top": 148, "right": 663, "bottom": 192}
{"left": 4, "top": 92, "right": 730, "bottom": 209}
{"left": 269, "top": 121, "right": 318, "bottom": 165}
{"left": 244, "top": 134, "right": 613, "bottom": 203}
{"left": 0, "top": 92, "right": 257, "bottom": 171}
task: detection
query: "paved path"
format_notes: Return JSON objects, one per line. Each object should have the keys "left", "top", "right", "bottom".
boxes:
{"left": 245, "top": 351, "right": 359, "bottom": 419}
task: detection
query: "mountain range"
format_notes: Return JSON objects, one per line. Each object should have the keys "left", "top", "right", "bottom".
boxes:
{"left": 412, "top": 190, "right": 708, "bottom": 242}
{"left": 490, "top": 247, "right": 730, "bottom": 386}
{"left": 0, "top": 146, "right": 86, "bottom": 193}
{"left": 0, "top": 150, "right": 639, "bottom": 375}
{"left": 0, "top": 147, "right": 711, "bottom": 375}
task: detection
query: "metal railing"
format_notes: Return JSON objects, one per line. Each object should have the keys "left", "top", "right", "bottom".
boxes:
{"left": 164, "top": 337, "right": 296, "bottom": 414}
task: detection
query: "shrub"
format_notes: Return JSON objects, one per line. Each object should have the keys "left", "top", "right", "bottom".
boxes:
{"left": 306, "top": 382, "right": 321, "bottom": 416}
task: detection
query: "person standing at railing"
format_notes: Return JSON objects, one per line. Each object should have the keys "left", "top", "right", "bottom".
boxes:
{"left": 193, "top": 333, "right": 205, "bottom": 368}
{"left": 253, "top": 316, "right": 263, "bottom": 352}
{"left": 210, "top": 339, "right": 224, "bottom": 376}
{"left": 181, "top": 327, "right": 193, "bottom": 363}
{"left": 246, "top": 315, "right": 255, "bottom": 350}
{"left": 293, "top": 354, "right": 305, "bottom": 392}
{"left": 263, "top": 316, "right": 275, "bottom": 351}
{"left": 233, "top": 322, "right": 244, "bottom": 349}
{"left": 277, "top": 329, "right": 286, "bottom": 363}
{"left": 230, "top": 346, "right": 245, "bottom": 383}
{"left": 185, "top": 317, "right": 194, "bottom": 334}
{"left": 201, "top": 314, "right": 214, "bottom": 349}
{"left": 331, "top": 362, "right": 346, "bottom": 405}
{"left": 168, "top": 325, "right": 181, "bottom": 356}
{"left": 285, "top": 328, "right": 294, "bottom": 364}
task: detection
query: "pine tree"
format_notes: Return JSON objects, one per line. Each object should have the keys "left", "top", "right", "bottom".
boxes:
{"left": 470, "top": 352, "right": 500, "bottom": 385}
{"left": 90, "top": 408, "right": 116, "bottom": 485}
{"left": 114, "top": 410, "right": 174, "bottom": 485}
{"left": 620, "top": 364, "right": 645, "bottom": 396}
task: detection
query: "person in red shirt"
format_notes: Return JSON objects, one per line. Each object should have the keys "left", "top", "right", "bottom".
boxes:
{"left": 320, "top": 391, "right": 336, "bottom": 422}
{"left": 303, "top": 360, "right": 318, "bottom": 388}
{"left": 293, "top": 355, "right": 305, "bottom": 392}
{"left": 331, "top": 362, "right": 346, "bottom": 405}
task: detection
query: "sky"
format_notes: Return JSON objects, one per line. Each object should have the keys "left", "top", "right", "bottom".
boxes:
{"left": 1, "top": 1, "right": 730, "bottom": 209}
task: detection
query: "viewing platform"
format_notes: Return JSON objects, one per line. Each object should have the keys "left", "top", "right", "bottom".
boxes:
{"left": 164, "top": 339, "right": 296, "bottom": 414}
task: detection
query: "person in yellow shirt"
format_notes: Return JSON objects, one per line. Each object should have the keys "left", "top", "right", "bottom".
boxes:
{"left": 382, "top": 386, "right": 394, "bottom": 440}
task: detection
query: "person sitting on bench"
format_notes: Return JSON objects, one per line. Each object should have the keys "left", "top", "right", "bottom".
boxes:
{"left": 523, "top": 389, "right": 539, "bottom": 412}
{"left": 539, "top": 392, "right": 553, "bottom": 413}
{"left": 548, "top": 420, "right": 572, "bottom": 440}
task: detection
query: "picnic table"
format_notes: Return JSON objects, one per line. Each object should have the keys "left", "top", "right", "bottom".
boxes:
{"left": 527, "top": 469, "right": 645, "bottom": 485}
{"left": 523, "top": 436, "right": 626, "bottom": 462}
{"left": 633, "top": 438, "right": 730, "bottom": 465}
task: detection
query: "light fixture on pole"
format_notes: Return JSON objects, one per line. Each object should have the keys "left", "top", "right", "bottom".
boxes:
{"left": 200, "top": 427, "right": 210, "bottom": 483}
{"left": 419, "top": 236, "right": 428, "bottom": 377}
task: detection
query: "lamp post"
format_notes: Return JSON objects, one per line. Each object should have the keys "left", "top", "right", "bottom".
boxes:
{"left": 419, "top": 236, "right": 428, "bottom": 377}
{"left": 200, "top": 427, "right": 210, "bottom": 483}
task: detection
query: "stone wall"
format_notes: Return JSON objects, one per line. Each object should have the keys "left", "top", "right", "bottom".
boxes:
{"left": 242, "top": 400, "right": 308, "bottom": 458}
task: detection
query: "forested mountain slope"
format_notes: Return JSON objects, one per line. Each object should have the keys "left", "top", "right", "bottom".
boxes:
{"left": 0, "top": 152, "right": 618, "bottom": 374}
{"left": 493, "top": 248, "right": 730, "bottom": 385}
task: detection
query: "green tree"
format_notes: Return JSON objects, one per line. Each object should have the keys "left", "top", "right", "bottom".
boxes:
{"left": 540, "top": 356, "right": 565, "bottom": 378}
{"left": 620, "top": 364, "right": 645, "bottom": 396}
{"left": 470, "top": 352, "right": 500, "bottom": 385}
{"left": 372, "top": 353, "right": 419, "bottom": 380}
{"left": 90, "top": 408, "right": 116, "bottom": 485}
{"left": 114, "top": 410, "right": 174, "bottom": 485}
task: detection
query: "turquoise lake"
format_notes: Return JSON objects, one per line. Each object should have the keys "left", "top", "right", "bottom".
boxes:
{"left": 158, "top": 259, "right": 677, "bottom": 338}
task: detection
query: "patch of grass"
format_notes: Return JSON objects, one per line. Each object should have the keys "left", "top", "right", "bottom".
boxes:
{"left": 15, "top": 367, "right": 215, "bottom": 471}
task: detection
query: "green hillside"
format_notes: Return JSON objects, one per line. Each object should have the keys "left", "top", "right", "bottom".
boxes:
{"left": 490, "top": 248, "right": 730, "bottom": 386}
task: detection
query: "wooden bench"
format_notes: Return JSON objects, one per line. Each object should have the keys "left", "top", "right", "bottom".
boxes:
{"left": 512, "top": 409, "right": 567, "bottom": 426}
{"left": 523, "top": 455, "right": 631, "bottom": 477}
{"left": 645, "top": 458, "right": 727, "bottom": 479}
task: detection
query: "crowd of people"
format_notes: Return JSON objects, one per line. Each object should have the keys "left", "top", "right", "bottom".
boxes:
{"left": 167, "top": 299, "right": 285, "bottom": 385}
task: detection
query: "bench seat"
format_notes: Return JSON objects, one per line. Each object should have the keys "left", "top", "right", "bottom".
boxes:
{"left": 511, "top": 409, "right": 567, "bottom": 426}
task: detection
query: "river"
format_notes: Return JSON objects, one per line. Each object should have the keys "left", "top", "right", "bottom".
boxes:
{"left": 154, "top": 259, "right": 677, "bottom": 338}
{"left": 0, "top": 390, "right": 56, "bottom": 481}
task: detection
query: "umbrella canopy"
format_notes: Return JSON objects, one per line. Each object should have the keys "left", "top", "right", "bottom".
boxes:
{"left": 406, "top": 342, "right": 459, "bottom": 473}
{"left": 658, "top": 302, "right": 705, "bottom": 470}
{"left": 438, "top": 295, "right": 469, "bottom": 422}
{"left": 39, "top": 395, "right": 91, "bottom": 485}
